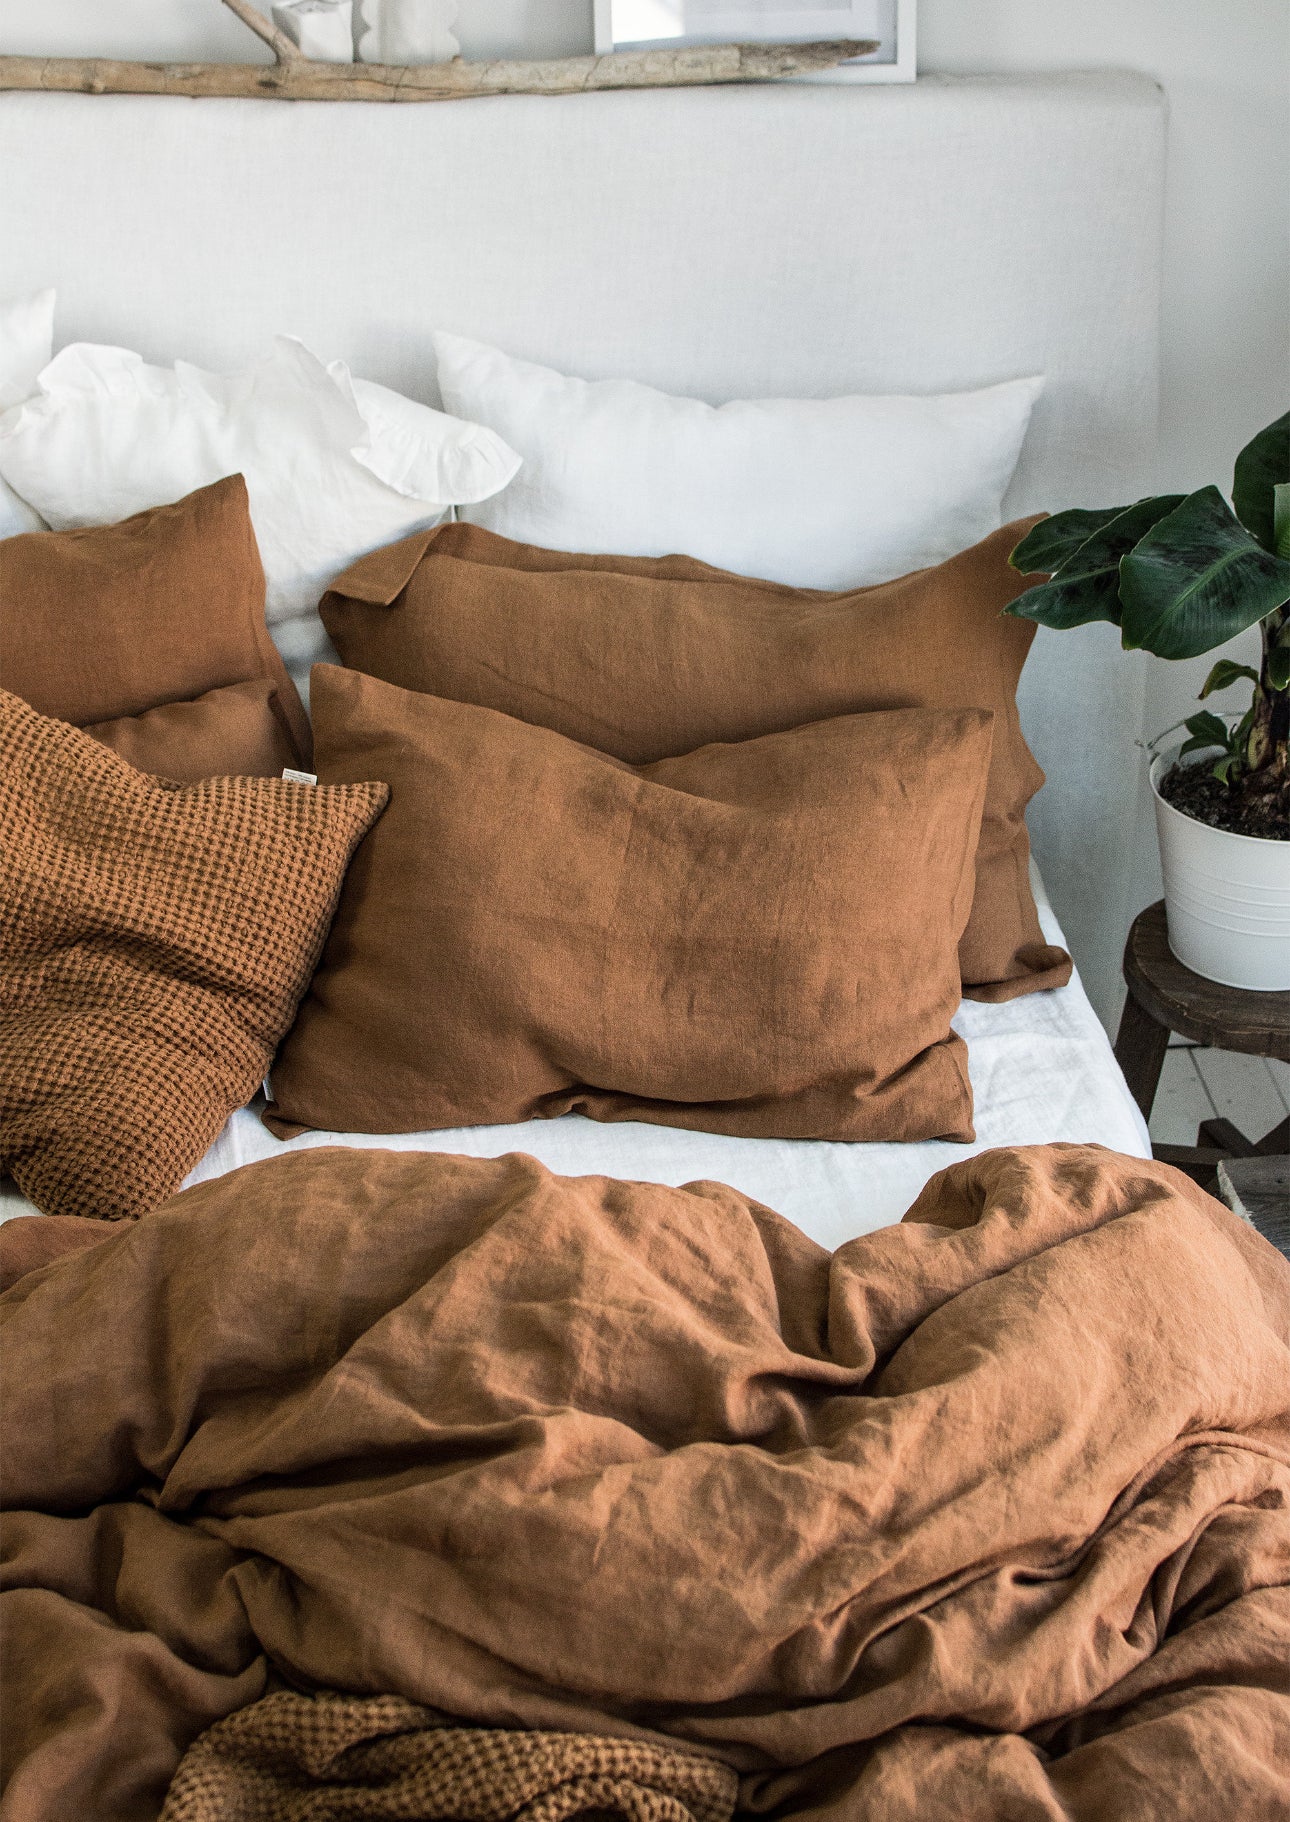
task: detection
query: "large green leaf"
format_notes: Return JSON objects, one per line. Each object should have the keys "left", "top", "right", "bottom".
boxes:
{"left": 1009, "top": 506, "right": 1130, "bottom": 577}
{"left": 1178, "top": 709, "right": 1232, "bottom": 758}
{"left": 1005, "top": 495, "right": 1184, "bottom": 630}
{"left": 1199, "top": 658, "right": 1259, "bottom": 698}
{"left": 1231, "top": 411, "right": 1289, "bottom": 553}
{"left": 1119, "top": 486, "right": 1290, "bottom": 659}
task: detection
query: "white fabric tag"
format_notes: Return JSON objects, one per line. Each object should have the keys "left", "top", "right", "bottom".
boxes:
{"left": 282, "top": 768, "right": 318, "bottom": 785}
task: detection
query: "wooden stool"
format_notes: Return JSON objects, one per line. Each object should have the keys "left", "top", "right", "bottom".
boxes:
{"left": 1114, "top": 901, "right": 1290, "bottom": 1185}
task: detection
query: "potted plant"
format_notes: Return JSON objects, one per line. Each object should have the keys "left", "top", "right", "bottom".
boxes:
{"left": 1006, "top": 411, "right": 1289, "bottom": 991}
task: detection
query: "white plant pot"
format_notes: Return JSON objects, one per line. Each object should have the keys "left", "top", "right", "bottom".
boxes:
{"left": 1151, "top": 741, "right": 1290, "bottom": 991}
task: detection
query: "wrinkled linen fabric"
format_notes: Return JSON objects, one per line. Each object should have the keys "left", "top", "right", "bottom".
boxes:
{"left": 1, "top": 1142, "right": 1287, "bottom": 1821}
{"left": 0, "top": 474, "right": 311, "bottom": 764}
{"left": 320, "top": 516, "right": 1067, "bottom": 1002}
{"left": 263, "top": 670, "right": 991, "bottom": 1146}
{"left": 0, "top": 1213, "right": 109, "bottom": 1289}
{"left": 83, "top": 679, "right": 300, "bottom": 782}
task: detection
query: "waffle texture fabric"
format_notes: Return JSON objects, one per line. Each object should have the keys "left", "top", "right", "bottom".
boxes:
{"left": 0, "top": 690, "right": 387, "bottom": 1219}
{"left": 161, "top": 1690, "right": 737, "bottom": 1822}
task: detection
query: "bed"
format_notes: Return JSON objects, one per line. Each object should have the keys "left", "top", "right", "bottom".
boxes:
{"left": 7, "top": 69, "right": 1287, "bottom": 1822}
{"left": 0, "top": 69, "right": 1163, "bottom": 1244}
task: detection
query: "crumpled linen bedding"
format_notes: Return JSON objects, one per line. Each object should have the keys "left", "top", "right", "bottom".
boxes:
{"left": 1, "top": 1142, "right": 1287, "bottom": 1820}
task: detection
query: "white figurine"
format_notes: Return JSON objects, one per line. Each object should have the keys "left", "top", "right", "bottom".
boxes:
{"left": 356, "top": 0, "right": 460, "bottom": 64}
{"left": 270, "top": 0, "right": 354, "bottom": 62}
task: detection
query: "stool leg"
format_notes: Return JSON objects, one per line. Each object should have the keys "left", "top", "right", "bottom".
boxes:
{"left": 1198, "top": 1117, "right": 1258, "bottom": 1158}
{"left": 1257, "top": 1115, "right": 1289, "bottom": 1157}
{"left": 1114, "top": 996, "right": 1171, "bottom": 1122}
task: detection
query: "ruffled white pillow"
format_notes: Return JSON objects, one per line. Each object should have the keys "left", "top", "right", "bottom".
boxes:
{"left": 0, "top": 336, "right": 521, "bottom": 688}
{"left": 0, "top": 290, "right": 55, "bottom": 537}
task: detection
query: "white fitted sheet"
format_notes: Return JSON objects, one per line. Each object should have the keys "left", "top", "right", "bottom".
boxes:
{"left": 0, "top": 865, "right": 1148, "bottom": 1249}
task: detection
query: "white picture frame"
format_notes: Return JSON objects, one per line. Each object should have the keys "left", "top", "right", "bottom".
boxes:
{"left": 593, "top": 0, "right": 916, "bottom": 83}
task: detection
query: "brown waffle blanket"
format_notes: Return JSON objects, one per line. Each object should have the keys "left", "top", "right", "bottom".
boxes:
{"left": 2, "top": 1144, "right": 1288, "bottom": 1820}
{"left": 160, "top": 1691, "right": 737, "bottom": 1822}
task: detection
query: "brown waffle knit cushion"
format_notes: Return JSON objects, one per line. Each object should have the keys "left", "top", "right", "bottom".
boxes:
{"left": 0, "top": 690, "right": 387, "bottom": 1220}
{"left": 161, "top": 1691, "right": 737, "bottom": 1822}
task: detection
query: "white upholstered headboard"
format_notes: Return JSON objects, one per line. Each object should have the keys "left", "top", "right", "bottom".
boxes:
{"left": 0, "top": 72, "right": 1164, "bottom": 1024}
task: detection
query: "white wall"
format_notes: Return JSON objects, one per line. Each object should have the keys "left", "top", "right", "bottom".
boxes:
{"left": 6, "top": 0, "right": 1284, "bottom": 503}
{"left": 0, "top": 1, "right": 597, "bottom": 63}
{"left": 3, "top": 0, "right": 1286, "bottom": 970}
{"left": 6, "top": 0, "right": 1281, "bottom": 728}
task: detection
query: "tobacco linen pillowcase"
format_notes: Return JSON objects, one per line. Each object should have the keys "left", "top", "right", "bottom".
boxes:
{"left": 0, "top": 691, "right": 387, "bottom": 1220}
{"left": 0, "top": 473, "right": 312, "bottom": 769}
{"left": 264, "top": 666, "right": 993, "bottom": 1146}
{"left": 321, "top": 516, "right": 1070, "bottom": 1002}
{"left": 83, "top": 678, "right": 300, "bottom": 781}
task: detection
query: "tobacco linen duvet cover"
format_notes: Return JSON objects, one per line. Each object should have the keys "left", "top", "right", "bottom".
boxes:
{"left": 2, "top": 1143, "right": 1288, "bottom": 1820}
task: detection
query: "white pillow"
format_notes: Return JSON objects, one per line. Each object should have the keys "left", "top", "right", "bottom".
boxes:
{"left": 0, "top": 290, "right": 55, "bottom": 537}
{"left": 435, "top": 332, "right": 1043, "bottom": 589}
{"left": 0, "top": 335, "right": 521, "bottom": 687}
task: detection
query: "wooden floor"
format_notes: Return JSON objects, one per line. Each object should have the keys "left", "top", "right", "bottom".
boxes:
{"left": 1149, "top": 1043, "right": 1290, "bottom": 1149}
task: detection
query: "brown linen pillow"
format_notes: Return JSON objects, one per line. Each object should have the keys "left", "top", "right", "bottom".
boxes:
{"left": 321, "top": 516, "right": 1070, "bottom": 1004}
{"left": 0, "top": 690, "right": 387, "bottom": 1220}
{"left": 0, "top": 474, "right": 312, "bottom": 763}
{"left": 263, "top": 665, "right": 992, "bottom": 1146}
{"left": 84, "top": 679, "right": 299, "bottom": 780}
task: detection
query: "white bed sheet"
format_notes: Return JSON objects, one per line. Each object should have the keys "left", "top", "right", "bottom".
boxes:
{"left": 0, "top": 865, "right": 1149, "bottom": 1249}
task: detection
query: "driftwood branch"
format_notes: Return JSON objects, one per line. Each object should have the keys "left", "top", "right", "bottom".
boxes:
{"left": 0, "top": 39, "right": 877, "bottom": 104}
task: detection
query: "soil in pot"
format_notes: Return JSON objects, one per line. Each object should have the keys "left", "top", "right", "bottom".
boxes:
{"left": 1159, "top": 760, "right": 1289, "bottom": 842}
